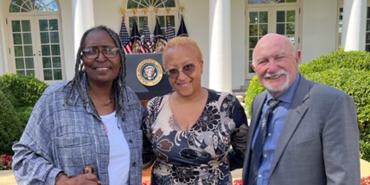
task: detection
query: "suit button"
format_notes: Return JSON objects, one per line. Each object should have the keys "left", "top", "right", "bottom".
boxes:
{"left": 129, "top": 139, "right": 133, "bottom": 143}
{"left": 132, "top": 162, "right": 136, "bottom": 167}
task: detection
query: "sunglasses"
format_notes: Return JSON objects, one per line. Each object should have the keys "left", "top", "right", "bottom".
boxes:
{"left": 166, "top": 63, "right": 196, "bottom": 79}
{"left": 82, "top": 46, "right": 120, "bottom": 59}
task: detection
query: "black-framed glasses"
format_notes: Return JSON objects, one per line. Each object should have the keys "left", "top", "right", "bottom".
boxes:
{"left": 81, "top": 46, "right": 120, "bottom": 59}
{"left": 166, "top": 63, "right": 196, "bottom": 79}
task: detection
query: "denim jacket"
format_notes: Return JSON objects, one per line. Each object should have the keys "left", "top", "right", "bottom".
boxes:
{"left": 12, "top": 78, "right": 145, "bottom": 185}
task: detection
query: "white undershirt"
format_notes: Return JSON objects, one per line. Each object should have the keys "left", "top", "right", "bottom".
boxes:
{"left": 100, "top": 112, "right": 130, "bottom": 185}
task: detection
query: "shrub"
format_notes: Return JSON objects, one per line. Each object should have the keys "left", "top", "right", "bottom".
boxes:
{"left": 245, "top": 50, "right": 370, "bottom": 161}
{"left": 0, "top": 73, "right": 47, "bottom": 107}
{"left": 0, "top": 90, "right": 22, "bottom": 154}
{"left": 0, "top": 74, "right": 47, "bottom": 154}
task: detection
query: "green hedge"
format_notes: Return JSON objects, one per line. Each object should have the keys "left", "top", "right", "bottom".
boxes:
{"left": 0, "top": 74, "right": 47, "bottom": 154}
{"left": 0, "top": 90, "right": 22, "bottom": 153}
{"left": 244, "top": 50, "right": 370, "bottom": 161}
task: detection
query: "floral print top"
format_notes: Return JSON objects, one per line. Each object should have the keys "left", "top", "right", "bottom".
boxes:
{"left": 143, "top": 89, "right": 249, "bottom": 185}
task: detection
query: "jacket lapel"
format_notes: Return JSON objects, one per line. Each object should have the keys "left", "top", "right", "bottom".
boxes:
{"left": 242, "top": 91, "right": 267, "bottom": 182}
{"left": 269, "top": 77, "right": 314, "bottom": 175}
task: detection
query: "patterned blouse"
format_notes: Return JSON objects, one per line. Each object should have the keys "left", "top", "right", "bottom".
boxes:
{"left": 143, "top": 89, "right": 249, "bottom": 185}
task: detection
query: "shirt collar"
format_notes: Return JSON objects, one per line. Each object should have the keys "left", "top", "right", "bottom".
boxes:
{"left": 266, "top": 74, "right": 301, "bottom": 104}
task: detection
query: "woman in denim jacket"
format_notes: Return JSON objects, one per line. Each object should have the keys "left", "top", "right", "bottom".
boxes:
{"left": 12, "top": 25, "right": 145, "bottom": 185}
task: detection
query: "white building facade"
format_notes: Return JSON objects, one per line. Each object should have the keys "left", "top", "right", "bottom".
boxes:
{"left": 0, "top": 0, "right": 368, "bottom": 92}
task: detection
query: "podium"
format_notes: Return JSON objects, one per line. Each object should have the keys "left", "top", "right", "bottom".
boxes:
{"left": 125, "top": 53, "right": 172, "bottom": 102}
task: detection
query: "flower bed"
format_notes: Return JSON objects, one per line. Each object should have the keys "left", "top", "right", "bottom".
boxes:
{"left": 362, "top": 176, "right": 370, "bottom": 185}
{"left": 0, "top": 154, "right": 12, "bottom": 170}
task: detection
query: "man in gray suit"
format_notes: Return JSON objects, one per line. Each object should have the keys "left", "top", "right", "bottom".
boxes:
{"left": 242, "top": 33, "right": 360, "bottom": 185}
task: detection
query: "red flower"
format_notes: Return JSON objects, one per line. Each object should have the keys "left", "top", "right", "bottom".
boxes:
{"left": 362, "top": 176, "right": 370, "bottom": 185}
{"left": 233, "top": 178, "right": 243, "bottom": 185}
{"left": 0, "top": 154, "right": 12, "bottom": 170}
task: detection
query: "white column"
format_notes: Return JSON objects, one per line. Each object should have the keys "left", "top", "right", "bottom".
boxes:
{"left": 72, "top": 0, "right": 95, "bottom": 56}
{"left": 209, "top": 0, "right": 232, "bottom": 92}
{"left": 342, "top": 0, "right": 367, "bottom": 51}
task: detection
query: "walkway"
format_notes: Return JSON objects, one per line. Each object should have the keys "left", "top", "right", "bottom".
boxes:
{"left": 1, "top": 159, "right": 369, "bottom": 184}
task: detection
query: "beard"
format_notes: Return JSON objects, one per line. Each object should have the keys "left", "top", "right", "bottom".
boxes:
{"left": 262, "top": 69, "right": 290, "bottom": 95}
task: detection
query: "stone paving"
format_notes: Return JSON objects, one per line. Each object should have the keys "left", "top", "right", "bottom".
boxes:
{"left": 1, "top": 160, "right": 369, "bottom": 184}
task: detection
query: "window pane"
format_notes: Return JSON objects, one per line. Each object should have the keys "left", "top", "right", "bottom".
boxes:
{"left": 366, "top": 32, "right": 370, "bottom": 43}
{"left": 26, "top": 70, "right": 35, "bottom": 76}
{"left": 14, "top": 46, "right": 23, "bottom": 56}
{"left": 165, "top": 0, "right": 176, "bottom": 7}
{"left": 50, "top": 32, "right": 59, "bottom": 43}
{"left": 277, "top": 23, "right": 285, "bottom": 34}
{"left": 43, "top": 57, "right": 51, "bottom": 68}
{"left": 367, "top": 20, "right": 370, "bottom": 31}
{"left": 22, "top": 20, "right": 31, "bottom": 31}
{"left": 366, "top": 45, "right": 370, "bottom": 52}
{"left": 12, "top": 21, "right": 21, "bottom": 32}
{"left": 249, "top": 25, "right": 258, "bottom": 36}
{"left": 24, "top": 46, "right": 33, "bottom": 56}
{"left": 54, "top": 69, "right": 62, "bottom": 80}
{"left": 13, "top": 33, "right": 22, "bottom": 44}
{"left": 259, "top": 24, "right": 268, "bottom": 35}
{"left": 53, "top": 57, "right": 61, "bottom": 67}
{"left": 287, "top": 23, "right": 295, "bottom": 34}
{"left": 39, "top": 20, "right": 48, "bottom": 31}
{"left": 16, "top": 70, "right": 24, "bottom": 75}
{"left": 51, "top": 45, "right": 60, "bottom": 55}
{"left": 40, "top": 32, "right": 49, "bottom": 43}
{"left": 260, "top": 12, "right": 268, "bottom": 23}
{"left": 42, "top": 45, "right": 50, "bottom": 56}
{"left": 277, "top": 11, "right": 285, "bottom": 22}
{"left": 249, "top": 49, "right": 253, "bottom": 60}
{"left": 49, "top": 19, "right": 58, "bottom": 30}
{"left": 9, "top": 4, "right": 20, "bottom": 12}
{"left": 167, "top": 16, "right": 175, "bottom": 27}
{"left": 25, "top": 58, "right": 34, "bottom": 68}
{"left": 23, "top": 33, "right": 32, "bottom": 44}
{"left": 15, "top": 58, "right": 24, "bottom": 69}
{"left": 43, "top": 69, "right": 52, "bottom": 80}
{"left": 250, "top": 12, "right": 258, "bottom": 24}
{"left": 249, "top": 37, "right": 258, "bottom": 48}
{"left": 287, "top": 11, "right": 295, "bottom": 22}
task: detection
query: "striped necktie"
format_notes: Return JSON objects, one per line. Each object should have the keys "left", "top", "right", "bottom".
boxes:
{"left": 247, "top": 98, "right": 280, "bottom": 185}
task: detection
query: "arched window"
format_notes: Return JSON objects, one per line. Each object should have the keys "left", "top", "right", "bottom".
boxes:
{"left": 9, "top": 0, "right": 59, "bottom": 13}
{"left": 124, "top": 0, "right": 179, "bottom": 35}
{"left": 8, "top": 0, "right": 64, "bottom": 82}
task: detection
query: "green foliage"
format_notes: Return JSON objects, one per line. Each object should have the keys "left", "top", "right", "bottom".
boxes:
{"left": 360, "top": 141, "right": 370, "bottom": 162}
{"left": 0, "top": 74, "right": 47, "bottom": 154}
{"left": 0, "top": 90, "right": 22, "bottom": 154}
{"left": 0, "top": 73, "right": 47, "bottom": 107}
{"left": 244, "top": 50, "right": 370, "bottom": 161}
{"left": 245, "top": 75, "right": 264, "bottom": 116}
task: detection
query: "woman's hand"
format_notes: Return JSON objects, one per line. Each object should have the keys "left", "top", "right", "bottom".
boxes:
{"left": 56, "top": 173, "right": 101, "bottom": 185}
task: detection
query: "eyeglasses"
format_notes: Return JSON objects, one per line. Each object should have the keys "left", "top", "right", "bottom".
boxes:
{"left": 81, "top": 47, "right": 120, "bottom": 59}
{"left": 166, "top": 63, "right": 196, "bottom": 79}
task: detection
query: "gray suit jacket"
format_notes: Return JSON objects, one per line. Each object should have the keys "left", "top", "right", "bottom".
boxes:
{"left": 242, "top": 76, "right": 360, "bottom": 185}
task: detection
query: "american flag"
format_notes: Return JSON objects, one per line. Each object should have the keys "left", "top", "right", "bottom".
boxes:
{"left": 177, "top": 15, "right": 189, "bottom": 37}
{"left": 119, "top": 16, "right": 130, "bottom": 49}
{"left": 142, "top": 24, "right": 153, "bottom": 53}
{"left": 165, "top": 24, "right": 176, "bottom": 41}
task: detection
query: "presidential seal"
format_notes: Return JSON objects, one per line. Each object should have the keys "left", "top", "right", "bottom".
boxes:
{"left": 136, "top": 59, "right": 163, "bottom": 86}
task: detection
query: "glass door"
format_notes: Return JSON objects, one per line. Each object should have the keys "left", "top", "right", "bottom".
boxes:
{"left": 37, "top": 16, "right": 63, "bottom": 81}
{"left": 8, "top": 16, "right": 63, "bottom": 81}
{"left": 9, "top": 18, "right": 36, "bottom": 76}
{"left": 246, "top": 1, "right": 300, "bottom": 77}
